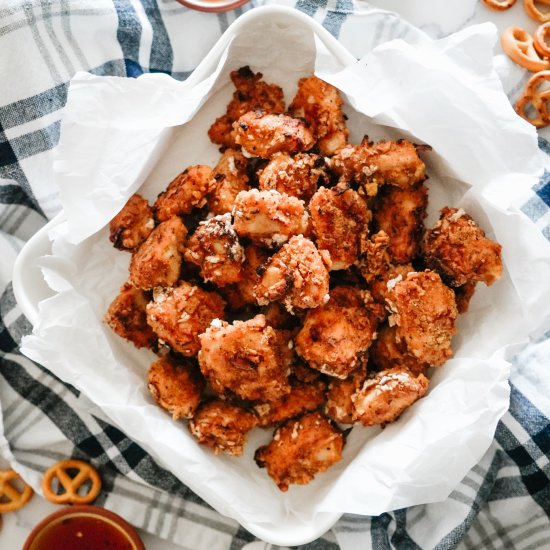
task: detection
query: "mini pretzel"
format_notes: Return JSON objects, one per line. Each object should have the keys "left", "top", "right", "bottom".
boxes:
{"left": 482, "top": 0, "right": 517, "bottom": 10}
{"left": 41, "top": 459, "right": 101, "bottom": 504}
{"left": 515, "top": 70, "right": 550, "bottom": 127}
{"left": 0, "top": 469, "right": 34, "bottom": 513}
{"left": 524, "top": 0, "right": 550, "bottom": 22}
{"left": 534, "top": 22, "right": 550, "bottom": 58}
{"left": 501, "top": 26, "right": 550, "bottom": 71}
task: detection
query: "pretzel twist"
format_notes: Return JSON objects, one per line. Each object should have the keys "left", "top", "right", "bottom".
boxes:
{"left": 534, "top": 22, "right": 550, "bottom": 58}
{"left": 515, "top": 70, "right": 550, "bottom": 127}
{"left": 501, "top": 26, "right": 550, "bottom": 71}
{"left": 0, "top": 469, "right": 34, "bottom": 513}
{"left": 41, "top": 459, "right": 101, "bottom": 504}
{"left": 482, "top": 0, "right": 517, "bottom": 10}
{"left": 524, "top": 0, "right": 550, "bottom": 22}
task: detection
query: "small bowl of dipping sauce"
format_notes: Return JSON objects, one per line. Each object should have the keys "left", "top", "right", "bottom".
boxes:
{"left": 174, "top": 0, "right": 250, "bottom": 12}
{"left": 23, "top": 505, "right": 145, "bottom": 550}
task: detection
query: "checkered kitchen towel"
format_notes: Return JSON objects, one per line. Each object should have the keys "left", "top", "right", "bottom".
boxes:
{"left": 1, "top": 1, "right": 550, "bottom": 549}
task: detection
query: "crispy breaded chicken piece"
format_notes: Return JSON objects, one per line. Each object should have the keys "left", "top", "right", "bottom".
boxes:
{"left": 234, "top": 111, "right": 315, "bottom": 159}
{"left": 153, "top": 165, "right": 213, "bottom": 222}
{"left": 146, "top": 281, "right": 225, "bottom": 357}
{"left": 254, "top": 412, "right": 343, "bottom": 492}
{"left": 372, "top": 183, "right": 428, "bottom": 264}
{"left": 289, "top": 76, "right": 349, "bottom": 155}
{"left": 254, "top": 235, "right": 331, "bottom": 312}
{"left": 309, "top": 186, "right": 371, "bottom": 270}
{"left": 198, "top": 314, "right": 292, "bottom": 401}
{"left": 184, "top": 213, "right": 244, "bottom": 287}
{"left": 207, "top": 148, "right": 251, "bottom": 215}
{"left": 129, "top": 217, "right": 187, "bottom": 290}
{"left": 352, "top": 367, "right": 429, "bottom": 426}
{"left": 454, "top": 281, "right": 477, "bottom": 314}
{"left": 233, "top": 189, "right": 309, "bottom": 248}
{"left": 147, "top": 355, "right": 204, "bottom": 420}
{"left": 369, "top": 263, "right": 415, "bottom": 306}
{"left": 105, "top": 282, "right": 157, "bottom": 350}
{"left": 291, "top": 360, "right": 323, "bottom": 384}
{"left": 261, "top": 301, "right": 296, "bottom": 329}
{"left": 369, "top": 324, "right": 428, "bottom": 376}
{"left": 423, "top": 207, "right": 503, "bottom": 287}
{"left": 332, "top": 138, "right": 428, "bottom": 196}
{"left": 386, "top": 270, "right": 457, "bottom": 367}
{"left": 253, "top": 379, "right": 327, "bottom": 428}
{"left": 325, "top": 368, "right": 366, "bottom": 424}
{"left": 258, "top": 152, "right": 326, "bottom": 202}
{"left": 295, "top": 286, "right": 381, "bottom": 379}
{"left": 208, "top": 66, "right": 285, "bottom": 149}
{"left": 188, "top": 399, "right": 258, "bottom": 456}
{"left": 109, "top": 193, "right": 155, "bottom": 252}
{"left": 356, "top": 230, "right": 392, "bottom": 285}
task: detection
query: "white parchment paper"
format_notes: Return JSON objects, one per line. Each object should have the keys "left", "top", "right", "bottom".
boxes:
{"left": 20, "top": 11, "right": 550, "bottom": 543}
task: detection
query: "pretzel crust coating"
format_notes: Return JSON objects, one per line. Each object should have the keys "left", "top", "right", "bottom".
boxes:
{"left": 356, "top": 230, "right": 392, "bottom": 285}
{"left": 184, "top": 213, "right": 245, "bottom": 287}
{"left": 129, "top": 217, "right": 187, "bottom": 290}
{"left": 309, "top": 186, "right": 371, "bottom": 270}
{"left": 254, "top": 235, "right": 331, "bottom": 312}
{"left": 258, "top": 152, "right": 326, "bottom": 202}
{"left": 146, "top": 281, "right": 225, "bottom": 357}
{"left": 352, "top": 367, "right": 429, "bottom": 426}
{"left": 369, "top": 263, "right": 415, "bottom": 306}
{"left": 372, "top": 183, "right": 428, "bottom": 264}
{"left": 233, "top": 189, "right": 309, "bottom": 248}
{"left": 253, "top": 379, "right": 327, "bottom": 427}
{"left": 109, "top": 194, "right": 155, "bottom": 251}
{"left": 208, "top": 66, "right": 285, "bottom": 149}
{"left": 254, "top": 412, "right": 344, "bottom": 492}
{"left": 234, "top": 111, "right": 315, "bottom": 159}
{"left": 325, "top": 368, "right": 367, "bottom": 424}
{"left": 105, "top": 282, "right": 157, "bottom": 350}
{"left": 188, "top": 399, "right": 258, "bottom": 456}
{"left": 386, "top": 271, "right": 457, "bottom": 367}
{"left": 208, "top": 149, "right": 251, "bottom": 215}
{"left": 295, "top": 286, "right": 380, "bottom": 379}
{"left": 148, "top": 355, "right": 204, "bottom": 420}
{"left": 289, "top": 75, "right": 349, "bottom": 155}
{"left": 423, "top": 207, "right": 503, "bottom": 287}
{"left": 198, "top": 314, "right": 292, "bottom": 401}
{"left": 333, "top": 139, "right": 427, "bottom": 195}
{"left": 154, "top": 165, "right": 213, "bottom": 222}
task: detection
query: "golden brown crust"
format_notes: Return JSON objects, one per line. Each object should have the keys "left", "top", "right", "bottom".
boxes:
{"left": 104, "top": 282, "right": 157, "bottom": 350}
{"left": 423, "top": 207, "right": 503, "bottom": 287}
{"left": 356, "top": 230, "right": 392, "bottom": 285}
{"left": 207, "top": 149, "right": 251, "bottom": 215}
{"left": 208, "top": 67, "right": 285, "bottom": 149}
{"left": 386, "top": 271, "right": 457, "bottom": 367}
{"left": 109, "top": 194, "right": 155, "bottom": 251}
{"left": 184, "top": 213, "right": 244, "bottom": 287}
{"left": 258, "top": 152, "right": 326, "bottom": 202}
{"left": 146, "top": 281, "right": 225, "bottom": 357}
{"left": 295, "top": 286, "right": 379, "bottom": 378}
{"left": 154, "top": 165, "right": 213, "bottom": 222}
{"left": 369, "top": 262, "right": 415, "bottom": 306}
{"left": 289, "top": 76, "right": 349, "bottom": 155}
{"left": 148, "top": 355, "right": 204, "bottom": 420}
{"left": 233, "top": 189, "right": 309, "bottom": 248}
{"left": 254, "top": 412, "right": 343, "bottom": 492}
{"left": 325, "top": 368, "right": 366, "bottom": 424}
{"left": 188, "top": 399, "right": 258, "bottom": 456}
{"left": 309, "top": 186, "right": 371, "bottom": 271}
{"left": 129, "top": 217, "right": 187, "bottom": 290}
{"left": 234, "top": 111, "right": 315, "bottom": 159}
{"left": 198, "top": 314, "right": 292, "bottom": 401}
{"left": 372, "top": 183, "right": 428, "bottom": 264}
{"left": 254, "top": 235, "right": 331, "bottom": 312}
{"left": 352, "top": 367, "right": 429, "bottom": 426}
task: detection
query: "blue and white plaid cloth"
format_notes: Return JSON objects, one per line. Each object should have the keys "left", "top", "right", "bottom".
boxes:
{"left": 1, "top": 1, "right": 549, "bottom": 549}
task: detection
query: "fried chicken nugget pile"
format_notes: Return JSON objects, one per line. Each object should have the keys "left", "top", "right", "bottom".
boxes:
{"left": 105, "top": 67, "right": 504, "bottom": 492}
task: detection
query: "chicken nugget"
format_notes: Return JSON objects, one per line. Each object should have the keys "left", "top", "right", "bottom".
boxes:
{"left": 325, "top": 368, "right": 366, "bottom": 424}
{"left": 188, "top": 399, "right": 258, "bottom": 456}
{"left": 352, "top": 367, "right": 429, "bottom": 426}
{"left": 146, "top": 281, "right": 225, "bottom": 357}
{"left": 109, "top": 193, "right": 155, "bottom": 252}
{"left": 148, "top": 355, "right": 204, "bottom": 420}
{"left": 356, "top": 230, "right": 392, "bottom": 285}
{"left": 254, "top": 412, "right": 344, "bottom": 492}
